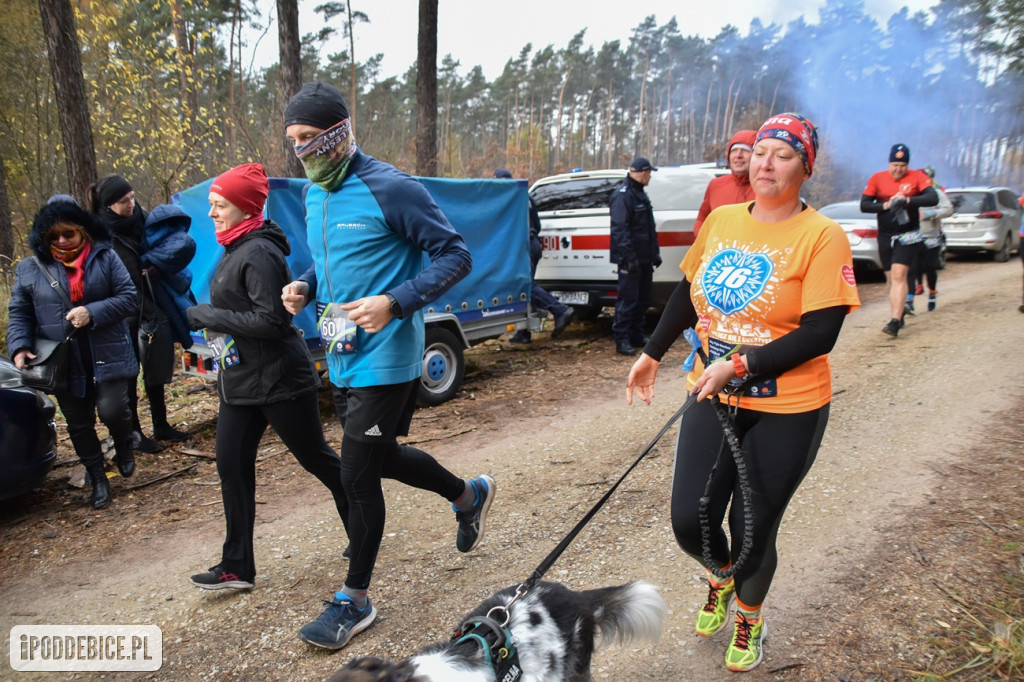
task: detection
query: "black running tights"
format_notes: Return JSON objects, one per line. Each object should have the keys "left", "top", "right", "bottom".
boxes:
{"left": 340, "top": 434, "right": 465, "bottom": 591}
{"left": 670, "top": 399, "right": 829, "bottom": 608}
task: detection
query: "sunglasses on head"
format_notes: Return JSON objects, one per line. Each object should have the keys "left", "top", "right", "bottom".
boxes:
{"left": 48, "top": 228, "right": 79, "bottom": 242}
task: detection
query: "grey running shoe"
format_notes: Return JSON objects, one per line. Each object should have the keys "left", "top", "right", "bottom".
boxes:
{"left": 298, "top": 596, "right": 376, "bottom": 650}
{"left": 453, "top": 475, "right": 495, "bottom": 553}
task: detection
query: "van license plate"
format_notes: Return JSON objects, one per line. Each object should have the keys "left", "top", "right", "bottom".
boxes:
{"left": 552, "top": 291, "right": 589, "bottom": 305}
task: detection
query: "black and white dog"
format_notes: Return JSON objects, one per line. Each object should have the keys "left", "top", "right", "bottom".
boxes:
{"left": 327, "top": 580, "right": 666, "bottom": 682}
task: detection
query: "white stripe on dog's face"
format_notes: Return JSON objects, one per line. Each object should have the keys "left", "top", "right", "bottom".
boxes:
{"left": 408, "top": 651, "right": 491, "bottom": 682}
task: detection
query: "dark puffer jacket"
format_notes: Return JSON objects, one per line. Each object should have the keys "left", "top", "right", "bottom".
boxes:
{"left": 141, "top": 204, "right": 197, "bottom": 348}
{"left": 185, "top": 221, "right": 318, "bottom": 405}
{"left": 6, "top": 199, "right": 139, "bottom": 396}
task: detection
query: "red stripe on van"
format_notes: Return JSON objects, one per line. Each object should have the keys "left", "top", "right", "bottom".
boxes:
{"left": 570, "top": 232, "right": 693, "bottom": 250}
{"left": 572, "top": 235, "right": 610, "bottom": 249}
{"left": 657, "top": 231, "right": 695, "bottom": 246}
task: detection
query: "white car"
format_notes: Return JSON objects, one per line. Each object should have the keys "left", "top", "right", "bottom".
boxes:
{"left": 817, "top": 200, "right": 885, "bottom": 271}
{"left": 943, "top": 187, "right": 1021, "bottom": 262}
{"left": 530, "top": 164, "right": 721, "bottom": 316}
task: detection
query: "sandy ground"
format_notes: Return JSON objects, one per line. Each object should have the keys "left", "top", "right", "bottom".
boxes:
{"left": 1, "top": 256, "right": 1021, "bottom": 681}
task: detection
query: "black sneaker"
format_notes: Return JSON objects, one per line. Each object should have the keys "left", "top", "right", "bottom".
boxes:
{"left": 508, "top": 330, "right": 532, "bottom": 344}
{"left": 453, "top": 474, "right": 495, "bottom": 553}
{"left": 551, "top": 308, "right": 575, "bottom": 339}
{"left": 189, "top": 565, "right": 254, "bottom": 591}
{"left": 298, "top": 595, "right": 377, "bottom": 650}
{"left": 882, "top": 318, "right": 900, "bottom": 337}
{"left": 616, "top": 342, "right": 637, "bottom": 356}
{"left": 132, "top": 431, "right": 163, "bottom": 453}
{"left": 154, "top": 424, "right": 190, "bottom": 442}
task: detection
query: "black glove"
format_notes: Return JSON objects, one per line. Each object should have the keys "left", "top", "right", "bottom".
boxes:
{"left": 653, "top": 256, "right": 663, "bottom": 268}
{"left": 620, "top": 259, "right": 640, "bottom": 275}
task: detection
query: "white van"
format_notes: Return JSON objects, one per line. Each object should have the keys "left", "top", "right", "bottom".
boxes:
{"left": 530, "top": 165, "right": 721, "bottom": 317}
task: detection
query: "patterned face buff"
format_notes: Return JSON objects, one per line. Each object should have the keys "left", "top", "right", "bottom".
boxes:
{"left": 755, "top": 113, "right": 819, "bottom": 175}
{"left": 294, "top": 119, "right": 357, "bottom": 192}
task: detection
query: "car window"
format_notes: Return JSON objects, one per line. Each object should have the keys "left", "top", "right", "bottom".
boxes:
{"left": 997, "top": 190, "right": 1018, "bottom": 210}
{"left": 531, "top": 176, "right": 624, "bottom": 212}
{"left": 645, "top": 173, "right": 713, "bottom": 210}
{"left": 948, "top": 192, "right": 992, "bottom": 214}
{"left": 818, "top": 203, "right": 865, "bottom": 220}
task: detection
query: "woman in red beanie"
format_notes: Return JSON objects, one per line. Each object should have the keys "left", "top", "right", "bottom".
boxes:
{"left": 626, "top": 114, "right": 860, "bottom": 671}
{"left": 185, "top": 163, "right": 350, "bottom": 590}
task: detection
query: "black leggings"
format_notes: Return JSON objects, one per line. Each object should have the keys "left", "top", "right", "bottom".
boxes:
{"left": 671, "top": 399, "right": 829, "bottom": 608}
{"left": 340, "top": 434, "right": 464, "bottom": 590}
{"left": 215, "top": 390, "right": 348, "bottom": 580}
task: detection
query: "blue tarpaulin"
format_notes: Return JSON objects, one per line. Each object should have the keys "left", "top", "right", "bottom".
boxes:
{"left": 171, "top": 176, "right": 531, "bottom": 344}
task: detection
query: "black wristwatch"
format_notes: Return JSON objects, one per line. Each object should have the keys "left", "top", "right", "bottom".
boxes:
{"left": 385, "top": 292, "right": 403, "bottom": 319}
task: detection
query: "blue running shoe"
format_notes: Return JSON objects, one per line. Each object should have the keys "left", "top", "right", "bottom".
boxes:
{"left": 297, "top": 595, "right": 376, "bottom": 650}
{"left": 453, "top": 474, "right": 495, "bottom": 552}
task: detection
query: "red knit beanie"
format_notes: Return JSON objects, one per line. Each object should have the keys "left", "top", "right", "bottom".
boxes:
{"left": 210, "top": 163, "right": 268, "bottom": 215}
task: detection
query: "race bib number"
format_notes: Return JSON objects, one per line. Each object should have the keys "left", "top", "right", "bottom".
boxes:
{"left": 707, "top": 336, "right": 777, "bottom": 398}
{"left": 317, "top": 302, "right": 358, "bottom": 354}
{"left": 203, "top": 330, "right": 240, "bottom": 369}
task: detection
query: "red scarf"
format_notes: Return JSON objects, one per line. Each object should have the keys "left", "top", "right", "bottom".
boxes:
{"left": 216, "top": 214, "right": 264, "bottom": 246}
{"left": 51, "top": 242, "right": 91, "bottom": 303}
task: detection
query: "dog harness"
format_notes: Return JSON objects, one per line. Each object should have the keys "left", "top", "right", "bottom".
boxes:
{"left": 452, "top": 612, "right": 522, "bottom": 682}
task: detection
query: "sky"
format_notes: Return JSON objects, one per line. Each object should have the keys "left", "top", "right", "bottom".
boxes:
{"left": 251, "top": 0, "right": 938, "bottom": 80}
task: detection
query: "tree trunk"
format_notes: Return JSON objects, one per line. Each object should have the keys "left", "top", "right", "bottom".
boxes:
{"left": 38, "top": 0, "right": 96, "bottom": 204}
{"left": 170, "top": 0, "right": 198, "bottom": 149}
{"left": 415, "top": 0, "right": 437, "bottom": 176}
{"left": 347, "top": 0, "right": 357, "bottom": 131}
{"left": 277, "top": 0, "right": 305, "bottom": 177}
{"left": 0, "top": 159, "right": 13, "bottom": 260}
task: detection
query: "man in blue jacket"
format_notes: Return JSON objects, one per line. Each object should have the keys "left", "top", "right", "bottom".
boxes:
{"left": 280, "top": 82, "right": 496, "bottom": 651}
{"left": 610, "top": 156, "right": 661, "bottom": 356}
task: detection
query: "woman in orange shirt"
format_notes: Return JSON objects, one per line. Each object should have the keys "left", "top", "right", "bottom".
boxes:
{"left": 627, "top": 113, "right": 860, "bottom": 672}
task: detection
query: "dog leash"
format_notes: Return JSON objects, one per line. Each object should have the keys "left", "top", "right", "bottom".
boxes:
{"left": 496, "top": 391, "right": 699, "bottom": 619}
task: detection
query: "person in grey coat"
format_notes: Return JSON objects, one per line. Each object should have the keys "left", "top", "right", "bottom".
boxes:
{"left": 6, "top": 196, "right": 139, "bottom": 509}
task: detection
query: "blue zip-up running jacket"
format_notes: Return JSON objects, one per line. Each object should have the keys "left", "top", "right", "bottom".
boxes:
{"left": 299, "top": 149, "right": 471, "bottom": 388}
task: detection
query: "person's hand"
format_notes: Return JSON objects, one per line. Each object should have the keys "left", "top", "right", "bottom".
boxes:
{"left": 66, "top": 306, "right": 91, "bottom": 329}
{"left": 341, "top": 295, "right": 392, "bottom": 333}
{"left": 142, "top": 266, "right": 161, "bottom": 283}
{"left": 690, "top": 358, "right": 737, "bottom": 401}
{"left": 13, "top": 349, "right": 34, "bottom": 370}
{"left": 620, "top": 259, "right": 640, "bottom": 275}
{"left": 653, "top": 256, "right": 663, "bottom": 268}
{"left": 626, "top": 353, "right": 660, "bottom": 405}
{"left": 282, "top": 281, "right": 309, "bottom": 315}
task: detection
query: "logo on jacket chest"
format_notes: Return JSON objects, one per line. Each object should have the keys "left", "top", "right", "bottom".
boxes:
{"left": 334, "top": 222, "right": 367, "bottom": 230}
{"left": 701, "top": 248, "right": 774, "bottom": 315}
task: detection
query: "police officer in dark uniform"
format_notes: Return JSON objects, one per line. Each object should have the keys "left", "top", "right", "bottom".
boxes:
{"left": 610, "top": 156, "right": 661, "bottom": 356}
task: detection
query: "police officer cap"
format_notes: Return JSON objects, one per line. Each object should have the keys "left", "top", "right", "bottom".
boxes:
{"left": 629, "top": 156, "right": 657, "bottom": 172}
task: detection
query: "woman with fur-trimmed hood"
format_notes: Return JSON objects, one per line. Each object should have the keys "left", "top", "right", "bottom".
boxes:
{"left": 6, "top": 195, "right": 139, "bottom": 509}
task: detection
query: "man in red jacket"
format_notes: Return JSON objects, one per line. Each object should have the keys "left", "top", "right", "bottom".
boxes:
{"left": 693, "top": 129, "right": 757, "bottom": 236}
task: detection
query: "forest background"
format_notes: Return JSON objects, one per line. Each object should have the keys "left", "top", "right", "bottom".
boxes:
{"left": 1, "top": 0, "right": 1023, "bottom": 258}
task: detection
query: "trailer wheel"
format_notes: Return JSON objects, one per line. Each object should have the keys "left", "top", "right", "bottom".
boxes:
{"left": 418, "top": 327, "right": 465, "bottom": 406}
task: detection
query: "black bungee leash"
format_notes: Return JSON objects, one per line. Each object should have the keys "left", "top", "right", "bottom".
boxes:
{"left": 685, "top": 328, "right": 756, "bottom": 581}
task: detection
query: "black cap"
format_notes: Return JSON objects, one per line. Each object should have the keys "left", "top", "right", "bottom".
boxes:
{"left": 284, "top": 82, "right": 350, "bottom": 130}
{"left": 493, "top": 168, "right": 513, "bottom": 179}
{"left": 95, "top": 174, "right": 133, "bottom": 208}
{"left": 629, "top": 156, "right": 657, "bottom": 172}
{"left": 889, "top": 143, "right": 910, "bottom": 164}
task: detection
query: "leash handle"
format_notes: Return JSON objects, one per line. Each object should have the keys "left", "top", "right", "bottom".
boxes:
{"left": 516, "top": 393, "right": 697, "bottom": 599}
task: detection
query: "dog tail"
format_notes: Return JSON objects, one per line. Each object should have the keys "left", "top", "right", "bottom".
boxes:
{"left": 589, "top": 580, "right": 666, "bottom": 649}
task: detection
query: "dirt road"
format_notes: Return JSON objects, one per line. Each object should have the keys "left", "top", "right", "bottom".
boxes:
{"left": 2, "top": 257, "right": 1022, "bottom": 680}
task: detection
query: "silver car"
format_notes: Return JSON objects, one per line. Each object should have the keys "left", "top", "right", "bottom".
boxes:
{"left": 817, "top": 200, "right": 884, "bottom": 271}
{"left": 943, "top": 187, "right": 1021, "bottom": 262}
